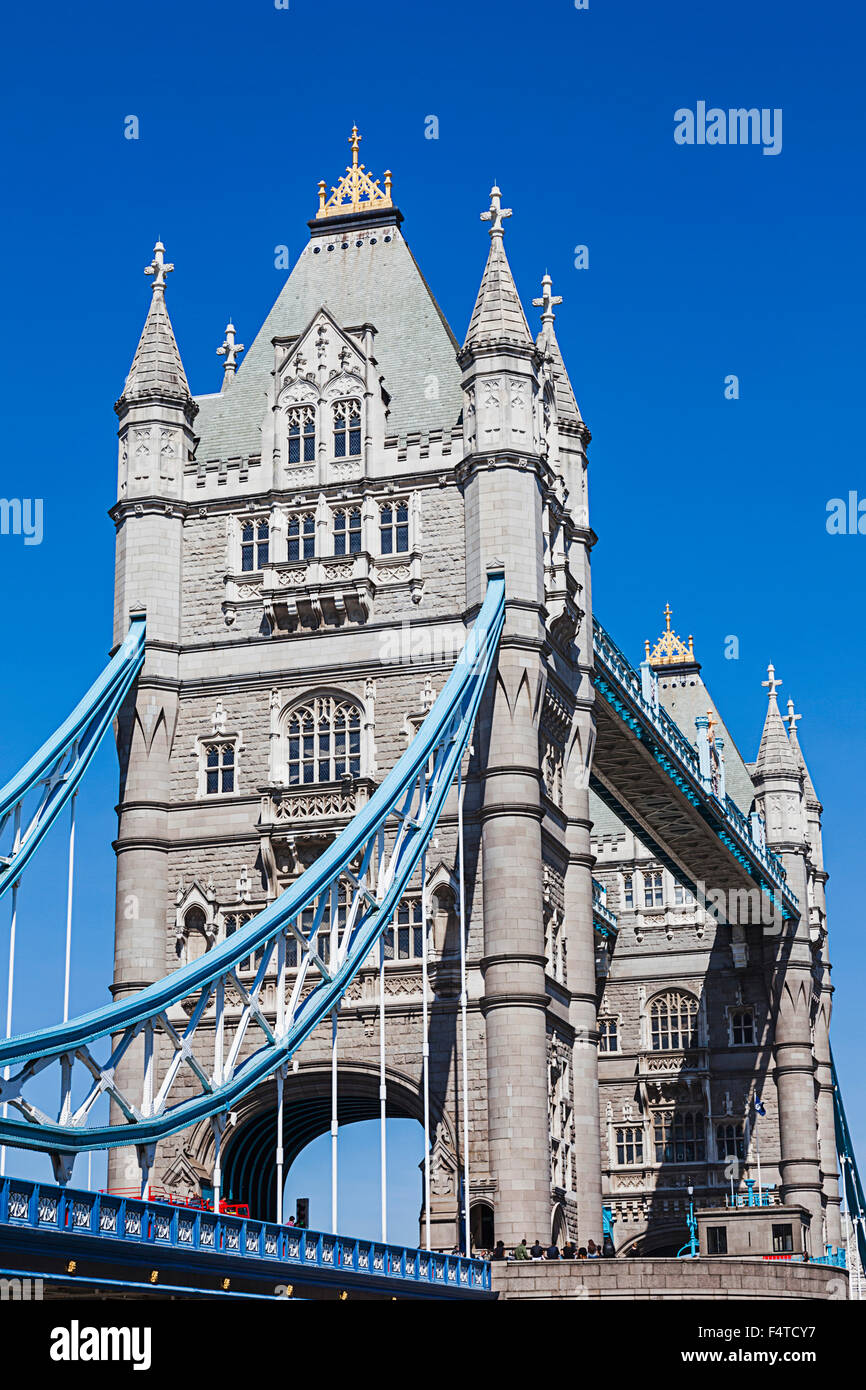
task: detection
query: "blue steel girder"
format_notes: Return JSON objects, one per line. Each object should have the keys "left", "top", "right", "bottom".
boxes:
{"left": 0, "top": 574, "right": 505, "bottom": 1157}
{"left": 0, "top": 617, "right": 146, "bottom": 900}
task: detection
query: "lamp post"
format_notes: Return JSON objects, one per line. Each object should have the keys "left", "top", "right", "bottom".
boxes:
{"left": 686, "top": 1184, "right": 698, "bottom": 1258}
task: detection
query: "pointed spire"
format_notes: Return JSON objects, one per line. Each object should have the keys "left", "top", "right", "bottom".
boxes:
{"left": 755, "top": 664, "right": 800, "bottom": 775}
{"left": 217, "top": 320, "right": 245, "bottom": 390}
{"left": 786, "top": 698, "right": 820, "bottom": 803}
{"left": 118, "top": 241, "right": 192, "bottom": 407}
{"left": 463, "top": 186, "right": 533, "bottom": 351}
{"left": 532, "top": 273, "right": 583, "bottom": 423}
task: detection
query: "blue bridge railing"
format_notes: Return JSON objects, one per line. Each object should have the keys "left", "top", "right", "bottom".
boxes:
{"left": 0, "top": 1177, "right": 491, "bottom": 1294}
{"left": 592, "top": 616, "right": 797, "bottom": 912}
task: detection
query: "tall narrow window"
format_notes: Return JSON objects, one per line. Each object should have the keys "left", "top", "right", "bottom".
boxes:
{"left": 286, "top": 695, "right": 362, "bottom": 785}
{"left": 333, "top": 400, "right": 361, "bottom": 457}
{"left": 730, "top": 1009, "right": 756, "bottom": 1046}
{"left": 380, "top": 500, "right": 409, "bottom": 554}
{"left": 650, "top": 991, "right": 700, "bottom": 1050}
{"left": 241, "top": 518, "right": 269, "bottom": 571}
{"left": 716, "top": 1122, "right": 745, "bottom": 1160}
{"left": 599, "top": 1018, "right": 619, "bottom": 1053}
{"left": 644, "top": 870, "right": 664, "bottom": 908}
{"left": 383, "top": 898, "right": 425, "bottom": 961}
{"left": 334, "top": 507, "right": 362, "bottom": 556}
{"left": 623, "top": 874, "right": 634, "bottom": 909}
{"left": 204, "top": 742, "right": 235, "bottom": 795}
{"left": 288, "top": 512, "right": 316, "bottom": 561}
{"left": 615, "top": 1126, "right": 644, "bottom": 1166}
{"left": 288, "top": 405, "right": 316, "bottom": 463}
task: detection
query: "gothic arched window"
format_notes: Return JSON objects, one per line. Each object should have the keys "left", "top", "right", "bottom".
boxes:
{"left": 643, "top": 870, "right": 664, "bottom": 908}
{"left": 288, "top": 511, "right": 316, "bottom": 561}
{"left": 287, "top": 405, "right": 316, "bottom": 463}
{"left": 730, "top": 1009, "right": 756, "bottom": 1046}
{"left": 379, "top": 499, "right": 409, "bottom": 554}
{"left": 334, "top": 506, "right": 362, "bottom": 556}
{"left": 241, "top": 517, "right": 269, "bottom": 572}
{"left": 716, "top": 1122, "right": 745, "bottom": 1161}
{"left": 649, "top": 990, "right": 700, "bottom": 1051}
{"left": 653, "top": 1109, "right": 706, "bottom": 1163}
{"left": 285, "top": 694, "right": 362, "bottom": 786}
{"left": 333, "top": 399, "right": 361, "bottom": 457}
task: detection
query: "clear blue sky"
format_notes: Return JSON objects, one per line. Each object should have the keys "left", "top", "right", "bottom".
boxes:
{"left": 0, "top": 0, "right": 863, "bottom": 1242}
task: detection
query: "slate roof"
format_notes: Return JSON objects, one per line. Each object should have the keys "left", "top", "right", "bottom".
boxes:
{"left": 193, "top": 225, "right": 464, "bottom": 461}
{"left": 755, "top": 694, "right": 800, "bottom": 777}
{"left": 542, "top": 325, "right": 584, "bottom": 424}
{"left": 120, "top": 293, "right": 191, "bottom": 404}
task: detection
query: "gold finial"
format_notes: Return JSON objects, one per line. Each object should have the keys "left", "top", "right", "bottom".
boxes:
{"left": 315, "top": 127, "right": 394, "bottom": 220}
{"left": 646, "top": 603, "right": 697, "bottom": 667}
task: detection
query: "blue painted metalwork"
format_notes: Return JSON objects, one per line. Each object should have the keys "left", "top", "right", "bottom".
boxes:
{"left": 592, "top": 616, "right": 798, "bottom": 916}
{"left": 0, "top": 1175, "right": 491, "bottom": 1293}
{"left": 0, "top": 616, "right": 146, "bottom": 900}
{"left": 591, "top": 877, "right": 618, "bottom": 938}
{"left": 0, "top": 574, "right": 505, "bottom": 1156}
{"left": 832, "top": 1046, "right": 866, "bottom": 1271}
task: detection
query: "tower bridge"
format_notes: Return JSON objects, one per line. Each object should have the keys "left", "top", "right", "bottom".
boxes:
{"left": 0, "top": 129, "right": 863, "bottom": 1299}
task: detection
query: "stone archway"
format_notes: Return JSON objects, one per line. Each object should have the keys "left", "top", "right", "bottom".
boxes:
{"left": 184, "top": 1060, "right": 461, "bottom": 1244}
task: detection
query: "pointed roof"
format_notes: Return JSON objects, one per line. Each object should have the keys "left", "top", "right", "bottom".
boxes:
{"left": 786, "top": 699, "right": 820, "bottom": 805}
{"left": 193, "top": 224, "right": 462, "bottom": 458}
{"left": 463, "top": 186, "right": 532, "bottom": 352}
{"left": 118, "top": 242, "right": 192, "bottom": 407}
{"left": 754, "top": 665, "right": 800, "bottom": 776}
{"left": 532, "top": 275, "right": 583, "bottom": 423}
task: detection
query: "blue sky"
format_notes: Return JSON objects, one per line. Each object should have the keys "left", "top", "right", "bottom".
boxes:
{"left": 0, "top": 0, "right": 863, "bottom": 1242}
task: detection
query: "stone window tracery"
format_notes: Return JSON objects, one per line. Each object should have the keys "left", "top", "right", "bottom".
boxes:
{"left": 615, "top": 1125, "right": 644, "bottom": 1166}
{"left": 285, "top": 695, "right": 362, "bottom": 786}
{"left": 287, "top": 405, "right": 316, "bottom": 464}
{"left": 379, "top": 499, "right": 409, "bottom": 555}
{"left": 643, "top": 870, "right": 664, "bottom": 908}
{"left": 716, "top": 1121, "right": 745, "bottom": 1160}
{"left": 652, "top": 1108, "right": 706, "bottom": 1163}
{"left": 239, "top": 516, "right": 269, "bottom": 572}
{"left": 334, "top": 506, "right": 362, "bottom": 556}
{"left": 730, "top": 1008, "right": 756, "bottom": 1046}
{"left": 649, "top": 990, "right": 700, "bottom": 1051}
{"left": 599, "top": 1017, "right": 619, "bottom": 1053}
{"left": 203, "top": 741, "right": 236, "bottom": 795}
{"left": 287, "top": 511, "right": 316, "bottom": 561}
{"left": 333, "top": 399, "right": 362, "bottom": 458}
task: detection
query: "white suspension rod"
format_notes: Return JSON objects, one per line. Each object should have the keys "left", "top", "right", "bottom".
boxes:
{"left": 379, "top": 933, "right": 387, "bottom": 1244}
{"left": 1, "top": 805, "right": 21, "bottom": 1180}
{"left": 276, "top": 1067, "right": 285, "bottom": 1225}
{"left": 458, "top": 760, "right": 471, "bottom": 1257}
{"left": 62, "top": 792, "right": 76, "bottom": 1024}
{"left": 421, "top": 847, "right": 431, "bottom": 1251}
{"left": 331, "top": 1008, "right": 339, "bottom": 1234}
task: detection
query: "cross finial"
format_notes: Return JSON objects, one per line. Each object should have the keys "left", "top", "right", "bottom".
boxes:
{"left": 349, "top": 125, "right": 361, "bottom": 166}
{"left": 144, "top": 241, "right": 174, "bottom": 294}
{"left": 762, "top": 663, "right": 782, "bottom": 700}
{"left": 217, "top": 321, "right": 245, "bottom": 383}
{"left": 532, "top": 272, "right": 563, "bottom": 325}
{"left": 664, "top": 602, "right": 673, "bottom": 632}
{"left": 480, "top": 184, "right": 512, "bottom": 238}
{"left": 786, "top": 698, "right": 802, "bottom": 736}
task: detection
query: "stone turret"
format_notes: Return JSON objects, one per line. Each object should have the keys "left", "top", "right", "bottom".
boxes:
{"left": 785, "top": 700, "right": 841, "bottom": 1246}
{"left": 109, "top": 242, "right": 194, "bottom": 1192}
{"left": 751, "top": 666, "right": 824, "bottom": 1238}
{"left": 458, "top": 188, "right": 552, "bottom": 1246}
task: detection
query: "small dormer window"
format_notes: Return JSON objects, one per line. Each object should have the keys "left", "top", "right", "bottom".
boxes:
{"left": 380, "top": 500, "right": 409, "bottom": 554}
{"left": 288, "top": 512, "right": 316, "bottom": 561}
{"left": 333, "top": 399, "right": 361, "bottom": 457}
{"left": 288, "top": 405, "right": 316, "bottom": 463}
{"left": 241, "top": 518, "right": 269, "bottom": 572}
{"left": 334, "top": 507, "right": 362, "bottom": 556}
